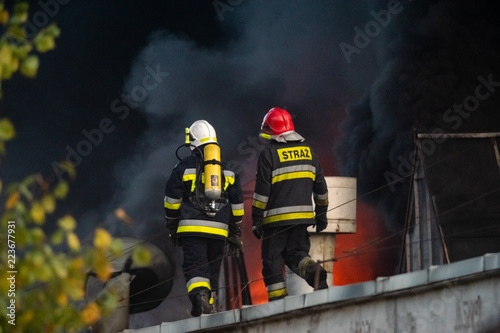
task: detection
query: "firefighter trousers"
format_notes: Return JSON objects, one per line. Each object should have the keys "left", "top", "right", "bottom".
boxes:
{"left": 262, "top": 224, "right": 327, "bottom": 299}
{"left": 181, "top": 236, "right": 225, "bottom": 298}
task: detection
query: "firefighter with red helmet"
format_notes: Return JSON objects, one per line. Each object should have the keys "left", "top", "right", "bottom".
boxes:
{"left": 252, "top": 108, "right": 329, "bottom": 301}
{"left": 164, "top": 120, "right": 244, "bottom": 316}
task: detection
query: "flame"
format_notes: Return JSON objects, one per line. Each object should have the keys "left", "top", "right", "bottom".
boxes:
{"left": 333, "top": 203, "right": 399, "bottom": 285}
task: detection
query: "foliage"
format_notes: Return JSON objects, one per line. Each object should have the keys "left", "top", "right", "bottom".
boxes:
{"left": 0, "top": 3, "right": 150, "bottom": 332}
{"left": 0, "top": 0, "right": 60, "bottom": 98}
{"left": 0, "top": 139, "right": 134, "bottom": 332}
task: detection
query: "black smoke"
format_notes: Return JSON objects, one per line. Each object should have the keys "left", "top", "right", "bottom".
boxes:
{"left": 105, "top": 0, "right": 382, "bottom": 327}
{"left": 335, "top": 0, "right": 500, "bottom": 233}
{"left": 8, "top": 0, "right": 499, "bottom": 328}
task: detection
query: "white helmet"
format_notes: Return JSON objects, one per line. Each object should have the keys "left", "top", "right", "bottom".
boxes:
{"left": 189, "top": 120, "right": 217, "bottom": 148}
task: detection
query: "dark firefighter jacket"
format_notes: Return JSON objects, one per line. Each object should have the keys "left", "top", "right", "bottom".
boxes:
{"left": 252, "top": 140, "right": 328, "bottom": 229}
{"left": 164, "top": 154, "right": 244, "bottom": 240}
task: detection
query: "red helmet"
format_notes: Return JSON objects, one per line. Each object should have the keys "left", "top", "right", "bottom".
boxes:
{"left": 261, "top": 107, "right": 294, "bottom": 136}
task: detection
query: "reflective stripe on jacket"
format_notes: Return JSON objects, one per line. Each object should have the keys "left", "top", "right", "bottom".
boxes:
{"left": 252, "top": 140, "right": 328, "bottom": 228}
{"left": 164, "top": 154, "right": 244, "bottom": 240}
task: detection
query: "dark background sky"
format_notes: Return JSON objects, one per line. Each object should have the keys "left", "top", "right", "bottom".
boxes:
{"left": 2, "top": 0, "right": 378, "bottom": 236}
{"left": 2, "top": 0, "right": 500, "bottom": 327}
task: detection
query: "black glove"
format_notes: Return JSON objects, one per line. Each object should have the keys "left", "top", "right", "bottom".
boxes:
{"left": 315, "top": 216, "right": 328, "bottom": 233}
{"left": 227, "top": 234, "right": 242, "bottom": 257}
{"left": 252, "top": 220, "right": 263, "bottom": 239}
{"left": 229, "top": 221, "right": 242, "bottom": 237}
{"left": 169, "top": 228, "right": 182, "bottom": 246}
{"left": 165, "top": 216, "right": 181, "bottom": 246}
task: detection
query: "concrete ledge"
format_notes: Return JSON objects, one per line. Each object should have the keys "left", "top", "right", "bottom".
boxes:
{"left": 125, "top": 252, "right": 500, "bottom": 333}
{"left": 123, "top": 326, "right": 160, "bottom": 333}
{"left": 386, "top": 268, "right": 429, "bottom": 292}
{"left": 328, "top": 280, "right": 376, "bottom": 302}
{"left": 429, "top": 256, "right": 484, "bottom": 283}
{"left": 161, "top": 316, "right": 201, "bottom": 333}
{"left": 201, "top": 309, "right": 239, "bottom": 328}
{"left": 241, "top": 298, "right": 284, "bottom": 322}
{"left": 304, "top": 287, "right": 328, "bottom": 307}
{"left": 485, "top": 252, "right": 500, "bottom": 271}
{"left": 284, "top": 293, "right": 305, "bottom": 312}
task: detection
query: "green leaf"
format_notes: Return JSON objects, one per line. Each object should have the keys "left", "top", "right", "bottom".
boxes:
{"left": 13, "top": 2, "right": 29, "bottom": 16}
{"left": 30, "top": 227, "right": 45, "bottom": 245}
{"left": 20, "top": 55, "right": 39, "bottom": 78}
{"left": 42, "top": 194, "right": 56, "bottom": 213}
{"left": 0, "top": 118, "right": 15, "bottom": 140}
{"left": 132, "top": 245, "right": 151, "bottom": 267}
{"left": 51, "top": 229, "right": 65, "bottom": 245}
{"left": 34, "top": 35, "right": 56, "bottom": 53}
{"left": 7, "top": 25, "right": 25, "bottom": 40}
{"left": 10, "top": 2, "right": 29, "bottom": 25}
{"left": 50, "top": 255, "right": 68, "bottom": 279}
{"left": 109, "top": 238, "right": 123, "bottom": 257}
{"left": 11, "top": 43, "right": 33, "bottom": 59}
{"left": 53, "top": 181, "right": 69, "bottom": 199}
{"left": 44, "top": 23, "right": 61, "bottom": 38}
{"left": 30, "top": 201, "right": 46, "bottom": 225}
{"left": 58, "top": 214, "right": 76, "bottom": 231}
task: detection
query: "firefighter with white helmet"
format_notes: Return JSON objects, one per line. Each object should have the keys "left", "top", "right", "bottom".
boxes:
{"left": 252, "top": 107, "right": 329, "bottom": 301}
{"left": 164, "top": 120, "right": 244, "bottom": 316}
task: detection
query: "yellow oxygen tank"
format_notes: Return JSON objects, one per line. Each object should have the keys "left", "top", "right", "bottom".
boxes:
{"left": 185, "top": 127, "right": 190, "bottom": 145}
{"left": 204, "top": 143, "right": 222, "bottom": 202}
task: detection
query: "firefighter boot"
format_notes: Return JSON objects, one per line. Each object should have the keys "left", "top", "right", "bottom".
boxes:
{"left": 190, "top": 289, "right": 213, "bottom": 317}
{"left": 298, "top": 257, "right": 328, "bottom": 290}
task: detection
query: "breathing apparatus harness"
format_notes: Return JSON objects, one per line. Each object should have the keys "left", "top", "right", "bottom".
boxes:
{"left": 175, "top": 128, "right": 227, "bottom": 217}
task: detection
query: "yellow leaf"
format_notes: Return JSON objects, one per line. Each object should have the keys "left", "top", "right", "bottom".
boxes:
{"left": 53, "top": 180, "right": 69, "bottom": 199}
{"left": 70, "top": 257, "right": 84, "bottom": 272}
{"left": 0, "top": 10, "right": 9, "bottom": 24}
{"left": 67, "top": 232, "right": 80, "bottom": 251}
{"left": 132, "top": 245, "right": 151, "bottom": 267}
{"left": 0, "top": 44, "right": 12, "bottom": 65}
{"left": 6, "top": 192, "right": 20, "bottom": 209}
{"left": 41, "top": 194, "right": 56, "bottom": 213}
{"left": 0, "top": 118, "right": 15, "bottom": 140}
{"left": 20, "top": 55, "right": 39, "bottom": 78}
{"left": 94, "top": 250, "right": 113, "bottom": 282}
{"left": 30, "top": 202, "right": 45, "bottom": 224}
{"left": 19, "top": 310, "right": 34, "bottom": 326}
{"left": 93, "top": 228, "right": 111, "bottom": 250}
{"left": 56, "top": 293, "right": 67, "bottom": 306}
{"left": 81, "top": 302, "right": 100, "bottom": 325}
{"left": 58, "top": 214, "right": 76, "bottom": 231}
{"left": 64, "top": 277, "right": 85, "bottom": 300}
